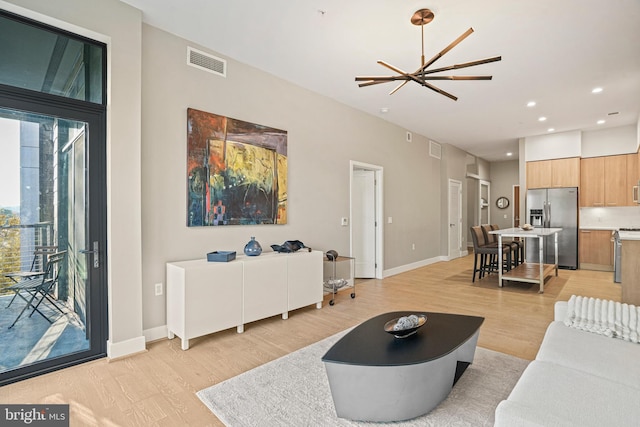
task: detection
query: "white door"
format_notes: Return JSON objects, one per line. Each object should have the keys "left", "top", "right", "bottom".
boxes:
{"left": 353, "top": 169, "right": 376, "bottom": 278}
{"left": 448, "top": 179, "right": 463, "bottom": 259}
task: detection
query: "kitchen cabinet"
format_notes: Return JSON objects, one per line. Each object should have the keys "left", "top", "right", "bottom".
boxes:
{"left": 579, "top": 229, "right": 614, "bottom": 271}
{"left": 605, "top": 155, "right": 627, "bottom": 206}
{"left": 551, "top": 157, "right": 581, "bottom": 187}
{"left": 527, "top": 160, "right": 552, "bottom": 189}
{"left": 626, "top": 151, "right": 640, "bottom": 206}
{"left": 580, "top": 155, "right": 629, "bottom": 207}
{"left": 526, "top": 157, "right": 580, "bottom": 189}
{"left": 621, "top": 238, "right": 640, "bottom": 305}
{"left": 580, "top": 157, "right": 604, "bottom": 206}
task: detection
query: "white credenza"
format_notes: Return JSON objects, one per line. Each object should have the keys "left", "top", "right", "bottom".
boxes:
{"left": 166, "top": 250, "right": 323, "bottom": 350}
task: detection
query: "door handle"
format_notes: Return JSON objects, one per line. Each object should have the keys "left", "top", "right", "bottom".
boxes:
{"left": 80, "top": 241, "right": 100, "bottom": 268}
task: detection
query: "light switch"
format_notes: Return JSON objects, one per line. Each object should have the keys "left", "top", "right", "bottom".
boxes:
{"left": 341, "top": 217, "right": 348, "bottom": 226}
{"left": 388, "top": 217, "right": 393, "bottom": 224}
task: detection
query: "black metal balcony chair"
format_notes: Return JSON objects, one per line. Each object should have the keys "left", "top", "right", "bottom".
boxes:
{"left": 6, "top": 250, "right": 67, "bottom": 329}
{"left": 4, "top": 245, "right": 59, "bottom": 308}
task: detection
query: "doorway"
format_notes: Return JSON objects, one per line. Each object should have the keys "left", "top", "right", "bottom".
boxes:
{"left": 350, "top": 161, "right": 383, "bottom": 279}
{"left": 479, "top": 180, "right": 490, "bottom": 225}
{"left": 513, "top": 185, "right": 521, "bottom": 227}
{"left": 448, "top": 179, "right": 463, "bottom": 259}
{"left": 0, "top": 100, "right": 107, "bottom": 385}
{"left": 0, "top": 11, "right": 108, "bottom": 386}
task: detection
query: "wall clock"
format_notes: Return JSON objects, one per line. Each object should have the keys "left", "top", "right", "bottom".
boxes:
{"left": 496, "top": 196, "right": 510, "bottom": 209}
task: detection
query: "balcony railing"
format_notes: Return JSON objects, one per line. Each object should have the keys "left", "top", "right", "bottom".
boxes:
{"left": 0, "top": 222, "right": 54, "bottom": 294}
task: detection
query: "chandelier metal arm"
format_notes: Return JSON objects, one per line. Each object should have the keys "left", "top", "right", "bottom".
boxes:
{"left": 389, "top": 81, "right": 410, "bottom": 95}
{"left": 420, "top": 28, "right": 474, "bottom": 72}
{"left": 420, "top": 81, "right": 458, "bottom": 101}
{"left": 421, "top": 56, "right": 502, "bottom": 75}
{"left": 424, "top": 75, "right": 493, "bottom": 80}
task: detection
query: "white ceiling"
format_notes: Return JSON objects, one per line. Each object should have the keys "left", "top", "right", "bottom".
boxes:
{"left": 120, "top": 0, "right": 640, "bottom": 162}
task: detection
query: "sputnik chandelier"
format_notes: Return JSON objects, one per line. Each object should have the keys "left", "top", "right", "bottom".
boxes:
{"left": 355, "top": 8, "right": 501, "bottom": 101}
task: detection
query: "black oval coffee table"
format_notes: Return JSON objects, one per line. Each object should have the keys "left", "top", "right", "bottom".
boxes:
{"left": 321, "top": 311, "right": 484, "bottom": 422}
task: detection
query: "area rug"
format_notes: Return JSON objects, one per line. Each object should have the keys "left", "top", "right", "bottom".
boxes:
{"left": 197, "top": 330, "right": 529, "bottom": 426}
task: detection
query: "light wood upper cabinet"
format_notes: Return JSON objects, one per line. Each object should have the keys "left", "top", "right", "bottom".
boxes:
{"left": 626, "top": 152, "right": 640, "bottom": 206}
{"left": 580, "top": 154, "right": 637, "bottom": 207}
{"left": 604, "top": 155, "right": 627, "bottom": 207}
{"left": 580, "top": 157, "right": 604, "bottom": 206}
{"left": 527, "top": 157, "right": 580, "bottom": 189}
{"left": 551, "top": 157, "right": 580, "bottom": 187}
{"left": 526, "top": 160, "right": 552, "bottom": 189}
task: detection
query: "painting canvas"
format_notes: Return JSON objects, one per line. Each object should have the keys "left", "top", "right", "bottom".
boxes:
{"left": 187, "top": 108, "right": 287, "bottom": 226}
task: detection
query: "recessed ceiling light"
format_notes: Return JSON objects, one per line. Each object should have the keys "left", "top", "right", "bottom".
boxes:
{"left": 506, "top": 152, "right": 513, "bottom": 156}
{"left": 527, "top": 101, "right": 536, "bottom": 107}
{"left": 380, "top": 107, "right": 389, "bottom": 113}
{"left": 597, "top": 119, "right": 605, "bottom": 125}
{"left": 538, "top": 117, "right": 547, "bottom": 122}
{"left": 548, "top": 128, "right": 555, "bottom": 132}
{"left": 592, "top": 87, "right": 603, "bottom": 94}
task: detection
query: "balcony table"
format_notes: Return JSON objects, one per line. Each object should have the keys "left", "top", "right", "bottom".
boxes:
{"left": 489, "top": 227, "right": 562, "bottom": 293}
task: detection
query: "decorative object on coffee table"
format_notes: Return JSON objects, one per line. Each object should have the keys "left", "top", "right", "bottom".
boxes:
{"left": 384, "top": 314, "right": 427, "bottom": 338}
{"left": 244, "top": 237, "right": 262, "bottom": 256}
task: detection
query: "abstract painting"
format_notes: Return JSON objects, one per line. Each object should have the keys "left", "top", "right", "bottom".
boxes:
{"left": 187, "top": 108, "right": 287, "bottom": 226}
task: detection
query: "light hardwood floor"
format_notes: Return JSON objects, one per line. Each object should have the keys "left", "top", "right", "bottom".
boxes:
{"left": 0, "top": 254, "right": 621, "bottom": 426}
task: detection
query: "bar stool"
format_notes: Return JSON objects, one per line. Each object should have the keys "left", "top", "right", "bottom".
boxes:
{"left": 470, "top": 226, "right": 512, "bottom": 282}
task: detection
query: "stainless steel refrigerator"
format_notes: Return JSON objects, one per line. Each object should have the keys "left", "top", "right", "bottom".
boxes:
{"left": 525, "top": 187, "right": 578, "bottom": 269}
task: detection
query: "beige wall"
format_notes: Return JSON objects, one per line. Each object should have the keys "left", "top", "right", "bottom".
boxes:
{"left": 140, "top": 25, "right": 443, "bottom": 331}
{"left": 489, "top": 160, "right": 519, "bottom": 229}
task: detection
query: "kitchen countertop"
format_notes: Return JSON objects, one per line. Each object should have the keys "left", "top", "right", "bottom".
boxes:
{"left": 579, "top": 226, "right": 617, "bottom": 231}
{"left": 619, "top": 231, "right": 640, "bottom": 241}
{"left": 489, "top": 227, "right": 562, "bottom": 237}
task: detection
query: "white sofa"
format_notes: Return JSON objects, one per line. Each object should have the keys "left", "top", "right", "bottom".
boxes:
{"left": 495, "top": 299, "right": 640, "bottom": 427}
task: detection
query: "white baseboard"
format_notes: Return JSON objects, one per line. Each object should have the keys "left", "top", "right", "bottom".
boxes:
{"left": 107, "top": 335, "right": 146, "bottom": 359}
{"left": 144, "top": 325, "right": 168, "bottom": 343}
{"left": 383, "top": 256, "right": 445, "bottom": 278}
{"left": 382, "top": 252, "right": 468, "bottom": 277}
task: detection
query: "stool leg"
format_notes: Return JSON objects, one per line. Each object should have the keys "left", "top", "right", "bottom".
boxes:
{"left": 473, "top": 253, "right": 479, "bottom": 282}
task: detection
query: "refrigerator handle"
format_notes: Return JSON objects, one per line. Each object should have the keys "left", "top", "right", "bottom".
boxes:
{"left": 545, "top": 201, "right": 551, "bottom": 227}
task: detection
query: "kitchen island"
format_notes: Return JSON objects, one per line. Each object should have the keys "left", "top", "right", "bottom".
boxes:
{"left": 620, "top": 231, "right": 640, "bottom": 305}
{"left": 489, "top": 227, "right": 562, "bottom": 293}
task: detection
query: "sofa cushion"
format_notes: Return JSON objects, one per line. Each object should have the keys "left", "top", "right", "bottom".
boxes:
{"left": 536, "top": 321, "right": 640, "bottom": 390}
{"left": 503, "top": 360, "right": 640, "bottom": 427}
{"left": 495, "top": 400, "right": 575, "bottom": 427}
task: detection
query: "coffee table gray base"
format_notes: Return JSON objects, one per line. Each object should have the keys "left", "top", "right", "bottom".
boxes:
{"left": 324, "top": 330, "right": 480, "bottom": 422}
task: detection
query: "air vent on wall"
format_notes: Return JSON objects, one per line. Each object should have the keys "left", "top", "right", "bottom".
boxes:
{"left": 429, "top": 140, "right": 442, "bottom": 159}
{"left": 187, "top": 46, "right": 226, "bottom": 77}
